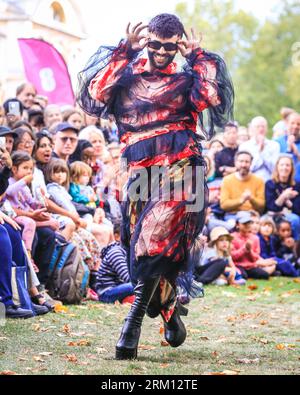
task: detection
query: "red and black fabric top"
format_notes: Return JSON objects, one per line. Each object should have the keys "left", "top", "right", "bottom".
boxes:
{"left": 77, "top": 40, "right": 234, "bottom": 167}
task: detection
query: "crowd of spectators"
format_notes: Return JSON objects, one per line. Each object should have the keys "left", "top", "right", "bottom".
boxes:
{"left": 196, "top": 112, "right": 300, "bottom": 293}
{"left": 0, "top": 82, "right": 299, "bottom": 318}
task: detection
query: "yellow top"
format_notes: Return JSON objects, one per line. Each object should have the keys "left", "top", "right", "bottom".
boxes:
{"left": 220, "top": 173, "right": 265, "bottom": 214}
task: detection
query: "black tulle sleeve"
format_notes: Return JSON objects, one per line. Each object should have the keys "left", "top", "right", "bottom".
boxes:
{"left": 77, "top": 40, "right": 141, "bottom": 118}
{"left": 184, "top": 48, "right": 234, "bottom": 140}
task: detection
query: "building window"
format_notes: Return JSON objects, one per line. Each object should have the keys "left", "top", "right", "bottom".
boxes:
{"left": 51, "top": 1, "right": 66, "bottom": 23}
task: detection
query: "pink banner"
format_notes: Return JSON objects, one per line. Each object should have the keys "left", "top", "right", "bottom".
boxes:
{"left": 18, "top": 38, "right": 75, "bottom": 105}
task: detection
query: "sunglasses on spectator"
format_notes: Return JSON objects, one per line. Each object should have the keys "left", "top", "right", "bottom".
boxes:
{"left": 148, "top": 40, "right": 178, "bottom": 51}
{"left": 59, "top": 136, "right": 78, "bottom": 144}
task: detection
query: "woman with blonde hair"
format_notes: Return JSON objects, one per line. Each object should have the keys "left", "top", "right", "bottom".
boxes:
{"left": 265, "top": 154, "right": 300, "bottom": 240}
{"left": 79, "top": 125, "right": 106, "bottom": 156}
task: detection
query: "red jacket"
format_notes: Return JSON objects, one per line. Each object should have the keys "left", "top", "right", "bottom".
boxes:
{"left": 231, "top": 232, "right": 261, "bottom": 270}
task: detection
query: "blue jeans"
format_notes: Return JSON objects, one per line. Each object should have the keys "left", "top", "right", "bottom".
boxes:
{"left": 3, "top": 223, "right": 27, "bottom": 267}
{"left": 0, "top": 224, "right": 27, "bottom": 306}
{"left": 285, "top": 213, "right": 300, "bottom": 241}
{"left": 99, "top": 283, "right": 134, "bottom": 304}
{"left": 0, "top": 225, "right": 13, "bottom": 307}
{"left": 275, "top": 258, "right": 299, "bottom": 277}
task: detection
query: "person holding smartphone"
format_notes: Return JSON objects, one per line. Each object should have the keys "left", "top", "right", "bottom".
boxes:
{"left": 3, "top": 98, "right": 24, "bottom": 128}
{"left": 0, "top": 126, "right": 18, "bottom": 154}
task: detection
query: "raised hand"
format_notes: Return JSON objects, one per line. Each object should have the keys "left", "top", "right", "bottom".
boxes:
{"left": 245, "top": 241, "right": 252, "bottom": 252}
{"left": 0, "top": 148, "right": 12, "bottom": 169}
{"left": 126, "top": 22, "right": 148, "bottom": 51}
{"left": 23, "top": 174, "right": 34, "bottom": 185}
{"left": 177, "top": 28, "right": 202, "bottom": 58}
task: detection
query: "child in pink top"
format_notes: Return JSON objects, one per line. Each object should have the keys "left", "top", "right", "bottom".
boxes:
{"left": 231, "top": 211, "right": 276, "bottom": 279}
{"left": 6, "top": 151, "right": 58, "bottom": 269}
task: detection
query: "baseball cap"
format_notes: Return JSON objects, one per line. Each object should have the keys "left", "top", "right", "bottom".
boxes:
{"left": 54, "top": 122, "right": 79, "bottom": 135}
{"left": 0, "top": 126, "right": 18, "bottom": 138}
{"left": 236, "top": 211, "right": 253, "bottom": 224}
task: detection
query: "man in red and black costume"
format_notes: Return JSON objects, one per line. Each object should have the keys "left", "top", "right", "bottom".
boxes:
{"left": 78, "top": 13, "right": 234, "bottom": 360}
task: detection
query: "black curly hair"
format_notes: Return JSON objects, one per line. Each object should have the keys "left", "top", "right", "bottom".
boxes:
{"left": 148, "top": 13, "right": 184, "bottom": 39}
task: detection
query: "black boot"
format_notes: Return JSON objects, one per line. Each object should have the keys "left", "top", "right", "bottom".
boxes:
{"left": 146, "top": 282, "right": 188, "bottom": 348}
{"left": 146, "top": 284, "right": 161, "bottom": 318}
{"left": 115, "top": 277, "right": 160, "bottom": 360}
{"left": 163, "top": 301, "right": 187, "bottom": 348}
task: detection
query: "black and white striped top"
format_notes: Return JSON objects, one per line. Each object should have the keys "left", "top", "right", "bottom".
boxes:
{"left": 97, "top": 242, "right": 130, "bottom": 294}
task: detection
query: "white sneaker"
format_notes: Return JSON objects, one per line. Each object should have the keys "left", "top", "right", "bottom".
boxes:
{"left": 212, "top": 278, "right": 228, "bottom": 286}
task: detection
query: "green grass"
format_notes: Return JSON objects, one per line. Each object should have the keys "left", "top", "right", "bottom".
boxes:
{"left": 0, "top": 277, "right": 299, "bottom": 375}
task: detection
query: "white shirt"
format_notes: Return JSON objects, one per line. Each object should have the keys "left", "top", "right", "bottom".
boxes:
{"left": 239, "top": 138, "right": 280, "bottom": 181}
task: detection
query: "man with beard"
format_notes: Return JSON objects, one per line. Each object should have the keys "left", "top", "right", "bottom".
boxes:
{"left": 220, "top": 151, "right": 265, "bottom": 220}
{"left": 78, "top": 13, "right": 234, "bottom": 360}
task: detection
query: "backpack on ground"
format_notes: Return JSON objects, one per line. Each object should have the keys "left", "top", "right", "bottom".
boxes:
{"left": 46, "top": 236, "right": 90, "bottom": 304}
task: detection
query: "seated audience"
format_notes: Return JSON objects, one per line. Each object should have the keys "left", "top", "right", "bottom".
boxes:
{"left": 258, "top": 216, "right": 299, "bottom": 277}
{"left": 272, "top": 107, "right": 295, "bottom": 139}
{"left": 91, "top": 223, "right": 134, "bottom": 304}
{"left": 265, "top": 154, "right": 300, "bottom": 240}
{"left": 215, "top": 122, "right": 239, "bottom": 179}
{"left": 69, "top": 161, "right": 100, "bottom": 209}
{"left": 273, "top": 219, "right": 300, "bottom": 269}
{"left": 231, "top": 212, "right": 276, "bottom": 279}
{"left": 220, "top": 151, "right": 265, "bottom": 220}
{"left": 275, "top": 112, "right": 300, "bottom": 163}
{"left": 237, "top": 126, "right": 250, "bottom": 145}
{"left": 196, "top": 227, "right": 246, "bottom": 286}
{"left": 239, "top": 116, "right": 280, "bottom": 180}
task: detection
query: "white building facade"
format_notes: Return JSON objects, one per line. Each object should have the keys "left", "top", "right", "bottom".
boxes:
{"left": 0, "top": 0, "right": 87, "bottom": 102}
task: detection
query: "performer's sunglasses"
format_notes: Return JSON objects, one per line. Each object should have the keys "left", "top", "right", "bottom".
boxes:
{"left": 148, "top": 40, "right": 178, "bottom": 52}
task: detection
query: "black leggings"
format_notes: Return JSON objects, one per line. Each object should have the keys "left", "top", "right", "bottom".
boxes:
{"left": 194, "top": 259, "right": 227, "bottom": 284}
{"left": 33, "top": 227, "right": 56, "bottom": 285}
{"left": 237, "top": 266, "right": 269, "bottom": 280}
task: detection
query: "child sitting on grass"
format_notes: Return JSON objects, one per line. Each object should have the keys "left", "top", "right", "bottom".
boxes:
{"left": 250, "top": 210, "right": 261, "bottom": 235}
{"left": 272, "top": 219, "right": 300, "bottom": 274}
{"left": 231, "top": 211, "right": 276, "bottom": 280}
{"left": 90, "top": 223, "right": 135, "bottom": 304}
{"left": 46, "top": 159, "right": 113, "bottom": 249}
{"left": 69, "top": 161, "right": 113, "bottom": 229}
{"left": 69, "top": 161, "right": 99, "bottom": 209}
{"left": 200, "top": 227, "right": 246, "bottom": 286}
{"left": 258, "top": 216, "right": 299, "bottom": 277}
{"left": 6, "top": 151, "right": 59, "bottom": 270}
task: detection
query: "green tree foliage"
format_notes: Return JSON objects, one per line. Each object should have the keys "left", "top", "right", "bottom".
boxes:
{"left": 176, "top": 0, "right": 300, "bottom": 130}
